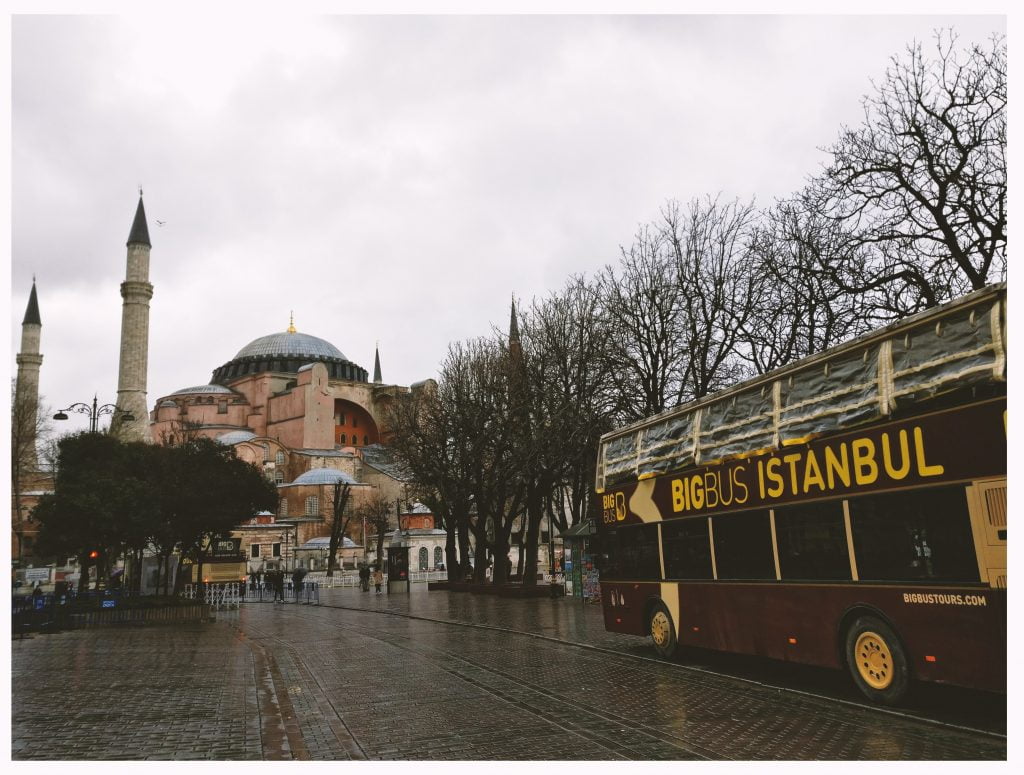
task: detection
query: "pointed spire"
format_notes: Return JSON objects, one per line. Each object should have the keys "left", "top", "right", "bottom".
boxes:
{"left": 287, "top": 310, "right": 297, "bottom": 334}
{"left": 509, "top": 297, "right": 520, "bottom": 343}
{"left": 127, "top": 193, "right": 151, "bottom": 247}
{"left": 22, "top": 279, "right": 41, "bottom": 326}
{"left": 373, "top": 343, "right": 382, "bottom": 383}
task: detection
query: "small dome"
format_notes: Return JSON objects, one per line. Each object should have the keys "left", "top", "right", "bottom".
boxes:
{"left": 291, "top": 467, "right": 357, "bottom": 486}
{"left": 298, "top": 536, "right": 358, "bottom": 549}
{"left": 171, "top": 384, "right": 236, "bottom": 396}
{"left": 217, "top": 430, "right": 257, "bottom": 445}
{"left": 234, "top": 331, "right": 347, "bottom": 362}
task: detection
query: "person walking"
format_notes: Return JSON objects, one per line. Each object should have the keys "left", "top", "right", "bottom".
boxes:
{"left": 373, "top": 566, "right": 384, "bottom": 595}
{"left": 359, "top": 564, "right": 370, "bottom": 592}
{"left": 273, "top": 569, "right": 285, "bottom": 603}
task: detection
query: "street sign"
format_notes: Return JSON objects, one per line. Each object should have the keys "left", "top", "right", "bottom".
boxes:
{"left": 25, "top": 568, "right": 50, "bottom": 582}
{"left": 101, "top": 599, "right": 116, "bottom": 609}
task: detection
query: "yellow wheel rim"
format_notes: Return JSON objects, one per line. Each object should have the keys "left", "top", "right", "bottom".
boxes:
{"left": 855, "top": 630, "right": 893, "bottom": 690}
{"left": 651, "top": 610, "right": 671, "bottom": 648}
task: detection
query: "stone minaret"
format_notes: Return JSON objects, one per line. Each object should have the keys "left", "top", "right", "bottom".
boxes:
{"left": 373, "top": 343, "right": 382, "bottom": 383}
{"left": 15, "top": 279, "right": 43, "bottom": 468}
{"left": 110, "top": 194, "right": 153, "bottom": 442}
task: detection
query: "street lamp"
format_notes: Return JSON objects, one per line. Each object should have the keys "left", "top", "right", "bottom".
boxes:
{"left": 53, "top": 395, "right": 134, "bottom": 433}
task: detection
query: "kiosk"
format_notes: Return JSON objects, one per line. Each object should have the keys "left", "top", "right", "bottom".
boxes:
{"left": 387, "top": 529, "right": 410, "bottom": 594}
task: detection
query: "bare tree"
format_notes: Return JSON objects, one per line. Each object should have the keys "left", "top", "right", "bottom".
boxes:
{"left": 597, "top": 224, "right": 684, "bottom": 421}
{"left": 807, "top": 30, "right": 1006, "bottom": 314}
{"left": 740, "top": 202, "right": 874, "bottom": 374}
{"left": 663, "top": 196, "right": 758, "bottom": 400}
{"left": 325, "top": 479, "right": 353, "bottom": 577}
{"left": 353, "top": 493, "right": 394, "bottom": 568}
{"left": 386, "top": 367, "right": 475, "bottom": 580}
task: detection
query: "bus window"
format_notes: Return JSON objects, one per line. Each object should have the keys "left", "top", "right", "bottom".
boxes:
{"left": 662, "top": 518, "right": 713, "bottom": 580}
{"left": 775, "top": 502, "right": 852, "bottom": 581}
{"left": 601, "top": 524, "right": 660, "bottom": 581}
{"left": 712, "top": 510, "right": 775, "bottom": 580}
{"left": 849, "top": 486, "right": 980, "bottom": 583}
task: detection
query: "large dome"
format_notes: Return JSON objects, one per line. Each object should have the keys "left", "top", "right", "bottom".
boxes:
{"left": 211, "top": 328, "right": 368, "bottom": 385}
{"left": 234, "top": 331, "right": 347, "bottom": 362}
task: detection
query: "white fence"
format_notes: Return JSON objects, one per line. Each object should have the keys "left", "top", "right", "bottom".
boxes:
{"left": 182, "top": 583, "right": 244, "bottom": 609}
{"left": 302, "top": 570, "right": 453, "bottom": 588}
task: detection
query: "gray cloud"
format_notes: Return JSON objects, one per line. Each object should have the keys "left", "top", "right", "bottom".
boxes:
{"left": 11, "top": 14, "right": 1005, "bottom": 433}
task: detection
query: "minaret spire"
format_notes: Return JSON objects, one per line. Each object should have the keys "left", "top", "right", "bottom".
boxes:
{"left": 373, "top": 342, "right": 382, "bottom": 384}
{"left": 16, "top": 279, "right": 43, "bottom": 468}
{"left": 111, "top": 192, "right": 154, "bottom": 442}
{"left": 288, "top": 311, "right": 297, "bottom": 333}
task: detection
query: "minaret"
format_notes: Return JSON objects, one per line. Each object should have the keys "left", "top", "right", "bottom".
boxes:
{"left": 15, "top": 279, "right": 43, "bottom": 468}
{"left": 373, "top": 343, "right": 382, "bottom": 384}
{"left": 110, "top": 193, "right": 154, "bottom": 442}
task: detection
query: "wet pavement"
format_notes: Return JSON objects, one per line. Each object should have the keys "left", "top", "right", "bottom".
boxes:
{"left": 11, "top": 585, "right": 1007, "bottom": 761}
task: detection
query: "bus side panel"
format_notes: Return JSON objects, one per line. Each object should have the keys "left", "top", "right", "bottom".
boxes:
{"left": 612, "top": 580, "right": 1005, "bottom": 692}
{"left": 687, "top": 582, "right": 1005, "bottom": 691}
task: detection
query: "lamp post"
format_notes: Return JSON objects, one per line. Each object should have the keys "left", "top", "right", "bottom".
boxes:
{"left": 53, "top": 395, "right": 134, "bottom": 433}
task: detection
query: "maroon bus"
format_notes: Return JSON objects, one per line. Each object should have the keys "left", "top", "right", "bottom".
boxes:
{"left": 595, "top": 284, "right": 1006, "bottom": 705}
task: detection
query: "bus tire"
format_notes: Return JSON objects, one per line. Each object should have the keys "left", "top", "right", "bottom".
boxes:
{"left": 844, "top": 615, "right": 910, "bottom": 705}
{"left": 649, "top": 601, "right": 677, "bottom": 659}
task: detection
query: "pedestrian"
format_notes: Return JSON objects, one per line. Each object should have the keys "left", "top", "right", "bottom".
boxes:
{"left": 359, "top": 564, "right": 370, "bottom": 592}
{"left": 273, "top": 569, "right": 285, "bottom": 603}
{"left": 291, "top": 568, "right": 307, "bottom": 602}
{"left": 373, "top": 566, "right": 384, "bottom": 594}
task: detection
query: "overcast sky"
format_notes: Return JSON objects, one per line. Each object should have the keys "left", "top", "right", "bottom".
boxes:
{"left": 9, "top": 13, "right": 1006, "bottom": 434}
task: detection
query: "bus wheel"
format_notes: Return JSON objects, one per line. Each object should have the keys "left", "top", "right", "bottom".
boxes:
{"left": 844, "top": 616, "right": 909, "bottom": 705}
{"left": 649, "top": 602, "right": 677, "bottom": 659}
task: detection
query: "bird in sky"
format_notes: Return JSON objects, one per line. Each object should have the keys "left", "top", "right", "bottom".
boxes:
{"left": 156, "top": 220, "right": 166, "bottom": 227}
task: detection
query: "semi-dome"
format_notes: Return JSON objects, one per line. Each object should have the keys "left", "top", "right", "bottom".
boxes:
{"left": 290, "top": 468, "right": 358, "bottom": 486}
{"left": 217, "top": 430, "right": 257, "bottom": 445}
{"left": 234, "top": 331, "right": 347, "bottom": 362}
{"left": 171, "top": 384, "right": 236, "bottom": 396}
{"left": 211, "top": 327, "right": 368, "bottom": 386}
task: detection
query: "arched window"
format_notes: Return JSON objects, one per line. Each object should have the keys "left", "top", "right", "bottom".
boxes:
{"left": 339, "top": 433, "right": 346, "bottom": 444}
{"left": 274, "top": 470, "right": 284, "bottom": 484}
{"left": 275, "top": 450, "right": 285, "bottom": 465}
{"left": 305, "top": 496, "right": 319, "bottom": 516}
{"left": 434, "top": 546, "right": 443, "bottom": 568}
{"left": 363, "top": 435, "right": 369, "bottom": 446}
{"left": 418, "top": 547, "right": 429, "bottom": 571}
{"left": 262, "top": 444, "right": 270, "bottom": 462}
{"left": 279, "top": 499, "right": 288, "bottom": 517}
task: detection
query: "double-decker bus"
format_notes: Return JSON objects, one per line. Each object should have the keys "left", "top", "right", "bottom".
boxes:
{"left": 594, "top": 284, "right": 1006, "bottom": 704}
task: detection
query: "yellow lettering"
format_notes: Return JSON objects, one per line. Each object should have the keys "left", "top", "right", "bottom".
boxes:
{"left": 824, "top": 444, "right": 851, "bottom": 489}
{"left": 757, "top": 459, "right": 765, "bottom": 498}
{"left": 765, "top": 458, "right": 784, "bottom": 498}
{"left": 881, "top": 430, "right": 911, "bottom": 480}
{"left": 802, "top": 449, "right": 825, "bottom": 492}
{"left": 732, "top": 466, "right": 749, "bottom": 504}
{"left": 671, "top": 479, "right": 685, "bottom": 512}
{"left": 615, "top": 492, "right": 627, "bottom": 521}
{"left": 914, "top": 426, "right": 945, "bottom": 477}
{"left": 690, "top": 474, "right": 704, "bottom": 510}
{"left": 783, "top": 453, "right": 802, "bottom": 494}
{"left": 719, "top": 466, "right": 735, "bottom": 507}
{"left": 704, "top": 471, "right": 719, "bottom": 509}
{"left": 851, "top": 438, "right": 878, "bottom": 485}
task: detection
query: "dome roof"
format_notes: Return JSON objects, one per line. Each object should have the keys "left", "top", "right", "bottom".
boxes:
{"left": 291, "top": 468, "right": 358, "bottom": 486}
{"left": 217, "top": 430, "right": 257, "bottom": 445}
{"left": 234, "top": 332, "right": 347, "bottom": 362}
{"left": 171, "top": 384, "right": 236, "bottom": 396}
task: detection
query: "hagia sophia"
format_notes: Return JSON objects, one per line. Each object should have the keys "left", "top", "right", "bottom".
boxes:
{"left": 13, "top": 195, "right": 448, "bottom": 581}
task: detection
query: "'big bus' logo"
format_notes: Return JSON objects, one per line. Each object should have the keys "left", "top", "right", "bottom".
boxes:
{"left": 602, "top": 492, "right": 627, "bottom": 524}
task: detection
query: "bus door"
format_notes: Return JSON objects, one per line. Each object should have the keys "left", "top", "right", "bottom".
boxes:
{"left": 967, "top": 478, "right": 1007, "bottom": 589}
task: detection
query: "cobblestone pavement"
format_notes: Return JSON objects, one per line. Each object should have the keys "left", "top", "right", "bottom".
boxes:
{"left": 11, "top": 587, "right": 1006, "bottom": 761}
